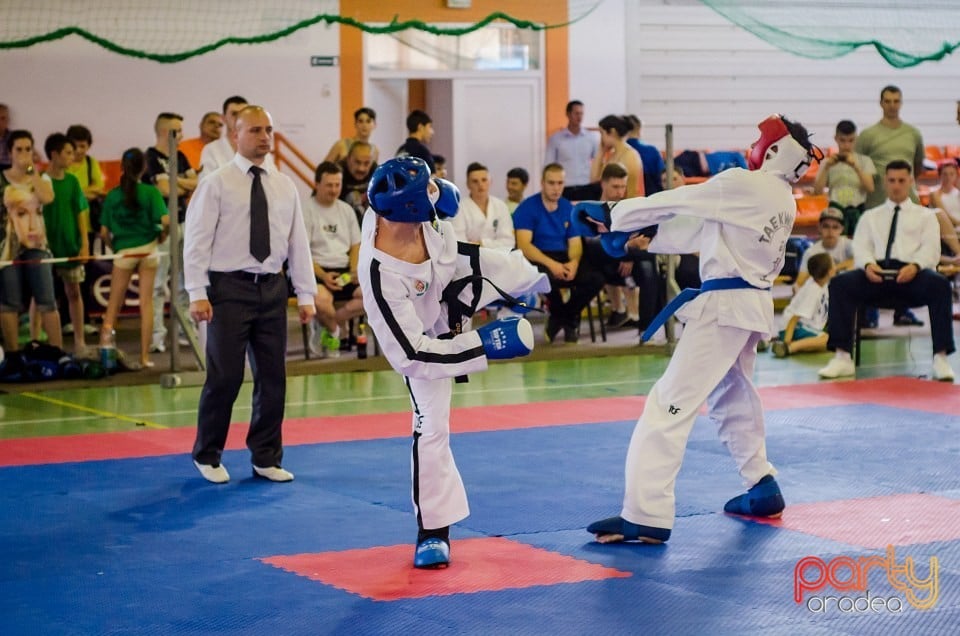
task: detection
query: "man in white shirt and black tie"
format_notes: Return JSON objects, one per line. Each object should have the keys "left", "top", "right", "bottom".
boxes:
{"left": 184, "top": 106, "right": 316, "bottom": 483}
{"left": 819, "top": 159, "right": 955, "bottom": 381}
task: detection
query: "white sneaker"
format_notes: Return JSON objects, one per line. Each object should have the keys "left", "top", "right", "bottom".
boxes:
{"left": 307, "top": 320, "right": 323, "bottom": 358}
{"left": 194, "top": 460, "right": 230, "bottom": 483}
{"left": 818, "top": 356, "right": 855, "bottom": 379}
{"left": 932, "top": 355, "right": 955, "bottom": 382}
{"left": 253, "top": 465, "right": 295, "bottom": 482}
{"left": 150, "top": 340, "right": 166, "bottom": 353}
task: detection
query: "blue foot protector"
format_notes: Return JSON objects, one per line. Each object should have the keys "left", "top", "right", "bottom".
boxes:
{"left": 723, "top": 474, "right": 785, "bottom": 517}
{"left": 587, "top": 516, "right": 671, "bottom": 543}
{"left": 413, "top": 537, "right": 450, "bottom": 569}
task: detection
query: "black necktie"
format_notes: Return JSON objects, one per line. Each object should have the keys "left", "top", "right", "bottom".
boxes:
{"left": 249, "top": 165, "right": 270, "bottom": 262}
{"left": 884, "top": 204, "right": 900, "bottom": 263}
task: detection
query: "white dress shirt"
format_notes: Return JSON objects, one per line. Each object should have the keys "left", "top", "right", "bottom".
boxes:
{"left": 199, "top": 137, "right": 276, "bottom": 179}
{"left": 448, "top": 195, "right": 515, "bottom": 250}
{"left": 184, "top": 154, "right": 315, "bottom": 305}
{"left": 852, "top": 199, "right": 940, "bottom": 270}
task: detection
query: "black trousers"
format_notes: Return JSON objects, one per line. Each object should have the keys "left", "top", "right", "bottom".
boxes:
{"left": 826, "top": 269, "right": 955, "bottom": 355}
{"left": 538, "top": 250, "right": 605, "bottom": 329}
{"left": 583, "top": 238, "right": 661, "bottom": 329}
{"left": 193, "top": 272, "right": 289, "bottom": 467}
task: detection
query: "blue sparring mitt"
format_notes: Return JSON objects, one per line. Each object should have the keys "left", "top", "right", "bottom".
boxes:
{"left": 477, "top": 317, "right": 534, "bottom": 360}
{"left": 433, "top": 178, "right": 461, "bottom": 219}
{"left": 599, "top": 232, "right": 634, "bottom": 258}
{"left": 570, "top": 201, "right": 611, "bottom": 237}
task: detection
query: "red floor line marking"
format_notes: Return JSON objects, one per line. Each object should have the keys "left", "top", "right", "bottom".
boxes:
{"left": 1, "top": 377, "right": 956, "bottom": 467}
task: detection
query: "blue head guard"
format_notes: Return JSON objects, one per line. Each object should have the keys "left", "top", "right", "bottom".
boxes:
{"left": 367, "top": 157, "right": 435, "bottom": 223}
{"left": 433, "top": 178, "right": 460, "bottom": 219}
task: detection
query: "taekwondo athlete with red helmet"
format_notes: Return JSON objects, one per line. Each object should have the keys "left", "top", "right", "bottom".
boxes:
{"left": 573, "top": 115, "right": 823, "bottom": 543}
{"left": 358, "top": 156, "right": 551, "bottom": 568}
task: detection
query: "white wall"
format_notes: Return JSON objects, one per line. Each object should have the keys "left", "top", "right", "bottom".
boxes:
{"left": 567, "top": 0, "right": 628, "bottom": 131}
{"left": 625, "top": 0, "right": 960, "bottom": 152}
{"left": 0, "top": 22, "right": 342, "bottom": 167}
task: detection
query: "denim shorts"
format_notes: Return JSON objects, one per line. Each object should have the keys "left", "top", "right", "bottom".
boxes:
{"left": 0, "top": 248, "right": 57, "bottom": 313}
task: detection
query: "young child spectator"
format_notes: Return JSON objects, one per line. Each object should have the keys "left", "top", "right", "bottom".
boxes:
{"left": 505, "top": 167, "right": 529, "bottom": 213}
{"left": 358, "top": 156, "right": 549, "bottom": 568}
{"left": 396, "top": 109, "right": 436, "bottom": 174}
{"left": 794, "top": 208, "right": 854, "bottom": 289}
{"left": 42, "top": 133, "right": 90, "bottom": 355}
{"left": 771, "top": 252, "right": 834, "bottom": 358}
{"left": 813, "top": 120, "right": 876, "bottom": 236}
{"left": 65, "top": 125, "right": 106, "bottom": 237}
{"left": 323, "top": 106, "right": 379, "bottom": 165}
{"left": 99, "top": 148, "right": 169, "bottom": 368}
{"left": 303, "top": 161, "right": 365, "bottom": 358}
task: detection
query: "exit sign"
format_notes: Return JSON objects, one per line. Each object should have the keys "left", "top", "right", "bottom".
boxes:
{"left": 311, "top": 56, "right": 339, "bottom": 67}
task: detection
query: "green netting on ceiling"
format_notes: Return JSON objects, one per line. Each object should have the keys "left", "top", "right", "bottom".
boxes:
{"left": 701, "top": 0, "right": 960, "bottom": 68}
{"left": 0, "top": 0, "right": 600, "bottom": 64}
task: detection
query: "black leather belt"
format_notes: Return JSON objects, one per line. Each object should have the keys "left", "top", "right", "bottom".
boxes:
{"left": 211, "top": 270, "right": 281, "bottom": 283}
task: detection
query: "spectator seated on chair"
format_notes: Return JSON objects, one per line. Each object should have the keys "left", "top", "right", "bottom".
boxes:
{"left": 304, "top": 161, "right": 365, "bottom": 358}
{"left": 770, "top": 253, "right": 834, "bottom": 358}
{"left": 514, "top": 163, "right": 604, "bottom": 344}
{"left": 582, "top": 162, "right": 659, "bottom": 331}
{"left": 819, "top": 160, "right": 955, "bottom": 381}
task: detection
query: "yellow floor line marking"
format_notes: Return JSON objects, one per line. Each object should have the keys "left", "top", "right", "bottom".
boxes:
{"left": 20, "top": 392, "right": 168, "bottom": 429}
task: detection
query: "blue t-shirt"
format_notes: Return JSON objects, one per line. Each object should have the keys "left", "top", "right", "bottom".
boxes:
{"left": 628, "top": 138, "right": 664, "bottom": 195}
{"left": 512, "top": 194, "right": 576, "bottom": 253}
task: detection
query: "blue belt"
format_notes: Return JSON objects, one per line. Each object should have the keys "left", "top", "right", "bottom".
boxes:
{"left": 642, "top": 277, "right": 763, "bottom": 342}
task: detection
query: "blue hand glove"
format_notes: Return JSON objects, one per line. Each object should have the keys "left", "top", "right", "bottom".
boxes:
{"left": 599, "top": 231, "right": 634, "bottom": 258}
{"left": 477, "top": 317, "right": 534, "bottom": 360}
{"left": 570, "top": 201, "right": 611, "bottom": 237}
{"left": 433, "top": 178, "right": 461, "bottom": 219}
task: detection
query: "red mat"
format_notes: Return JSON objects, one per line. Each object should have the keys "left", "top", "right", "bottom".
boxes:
{"left": 2, "top": 377, "right": 957, "bottom": 467}
{"left": 261, "top": 536, "right": 630, "bottom": 601}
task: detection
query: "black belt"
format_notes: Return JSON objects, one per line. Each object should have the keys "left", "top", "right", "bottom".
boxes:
{"left": 211, "top": 270, "right": 281, "bottom": 283}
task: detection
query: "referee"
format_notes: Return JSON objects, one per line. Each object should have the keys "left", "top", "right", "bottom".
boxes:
{"left": 184, "top": 106, "right": 315, "bottom": 484}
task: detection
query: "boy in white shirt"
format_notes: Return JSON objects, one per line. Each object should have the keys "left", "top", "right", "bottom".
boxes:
{"left": 772, "top": 252, "right": 834, "bottom": 357}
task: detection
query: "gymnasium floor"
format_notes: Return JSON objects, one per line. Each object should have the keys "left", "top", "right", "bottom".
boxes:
{"left": 1, "top": 314, "right": 958, "bottom": 635}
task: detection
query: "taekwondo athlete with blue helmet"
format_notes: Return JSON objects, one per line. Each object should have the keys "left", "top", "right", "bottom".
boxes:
{"left": 357, "top": 156, "right": 551, "bottom": 568}
{"left": 573, "top": 115, "right": 823, "bottom": 543}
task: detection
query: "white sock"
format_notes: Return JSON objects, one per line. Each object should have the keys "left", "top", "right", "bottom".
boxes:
{"left": 836, "top": 351, "right": 852, "bottom": 361}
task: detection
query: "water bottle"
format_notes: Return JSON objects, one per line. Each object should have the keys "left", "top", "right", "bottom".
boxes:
{"left": 100, "top": 330, "right": 118, "bottom": 375}
{"left": 356, "top": 323, "right": 368, "bottom": 359}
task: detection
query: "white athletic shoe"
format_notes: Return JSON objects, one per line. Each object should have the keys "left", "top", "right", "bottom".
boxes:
{"left": 932, "top": 355, "right": 955, "bottom": 382}
{"left": 252, "top": 465, "right": 295, "bottom": 482}
{"left": 194, "top": 460, "right": 230, "bottom": 484}
{"left": 818, "top": 356, "right": 855, "bottom": 379}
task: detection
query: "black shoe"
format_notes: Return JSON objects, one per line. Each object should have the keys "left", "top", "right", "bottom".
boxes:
{"left": 564, "top": 320, "right": 581, "bottom": 343}
{"left": 544, "top": 315, "right": 562, "bottom": 343}
{"left": 606, "top": 311, "right": 629, "bottom": 329}
{"left": 893, "top": 310, "right": 924, "bottom": 327}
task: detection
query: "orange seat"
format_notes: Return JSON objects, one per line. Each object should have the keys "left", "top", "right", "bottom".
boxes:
{"left": 926, "top": 145, "right": 945, "bottom": 162}
{"left": 794, "top": 194, "right": 828, "bottom": 229}
{"left": 945, "top": 145, "right": 960, "bottom": 159}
